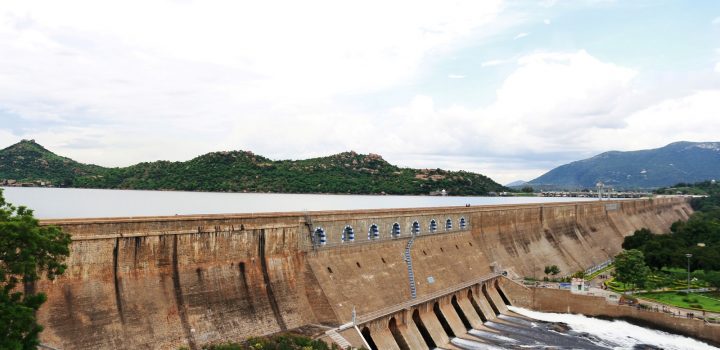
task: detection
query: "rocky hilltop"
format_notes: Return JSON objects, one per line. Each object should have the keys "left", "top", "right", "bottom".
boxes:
{"left": 529, "top": 141, "right": 720, "bottom": 189}
{"left": 0, "top": 140, "right": 505, "bottom": 195}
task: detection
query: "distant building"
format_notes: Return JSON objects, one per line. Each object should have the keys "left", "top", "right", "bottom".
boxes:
{"left": 570, "top": 278, "right": 588, "bottom": 293}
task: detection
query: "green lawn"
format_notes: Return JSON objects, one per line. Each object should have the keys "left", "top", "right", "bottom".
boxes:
{"left": 637, "top": 292, "right": 720, "bottom": 312}
{"left": 586, "top": 264, "right": 613, "bottom": 281}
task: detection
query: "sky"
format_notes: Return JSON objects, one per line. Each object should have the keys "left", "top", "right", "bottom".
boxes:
{"left": 1, "top": 0, "right": 719, "bottom": 185}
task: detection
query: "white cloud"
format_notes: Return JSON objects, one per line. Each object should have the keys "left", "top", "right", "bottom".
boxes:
{"left": 544, "top": 19, "right": 552, "bottom": 25}
{"left": 490, "top": 50, "right": 637, "bottom": 136}
{"left": 481, "top": 59, "right": 508, "bottom": 67}
{"left": 713, "top": 16, "right": 720, "bottom": 25}
{"left": 2, "top": 1, "right": 719, "bottom": 186}
{"left": 715, "top": 62, "right": 720, "bottom": 73}
{"left": 0, "top": 0, "right": 505, "bottom": 163}
{"left": 514, "top": 32, "right": 529, "bottom": 40}
{"left": 343, "top": 50, "right": 644, "bottom": 183}
{"left": 383, "top": 51, "right": 720, "bottom": 183}
{"left": 586, "top": 90, "right": 720, "bottom": 152}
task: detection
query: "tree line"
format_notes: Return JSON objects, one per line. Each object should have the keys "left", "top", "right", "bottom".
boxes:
{"left": 616, "top": 181, "right": 720, "bottom": 290}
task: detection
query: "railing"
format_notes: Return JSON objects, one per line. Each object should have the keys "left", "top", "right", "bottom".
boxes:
{"left": 349, "top": 273, "right": 500, "bottom": 327}
{"left": 304, "top": 227, "right": 471, "bottom": 251}
{"left": 585, "top": 259, "right": 614, "bottom": 276}
{"left": 304, "top": 227, "right": 470, "bottom": 251}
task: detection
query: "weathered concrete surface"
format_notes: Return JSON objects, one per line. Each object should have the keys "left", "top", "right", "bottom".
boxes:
{"left": 417, "top": 306, "right": 451, "bottom": 347}
{"left": 397, "top": 317, "right": 428, "bottom": 350}
{"left": 456, "top": 295, "right": 484, "bottom": 328}
{"left": 438, "top": 302, "right": 467, "bottom": 337}
{"left": 35, "top": 197, "right": 691, "bottom": 349}
{"left": 485, "top": 285, "right": 509, "bottom": 314}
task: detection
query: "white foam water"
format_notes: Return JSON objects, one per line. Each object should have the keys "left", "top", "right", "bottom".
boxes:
{"left": 451, "top": 337, "right": 506, "bottom": 350}
{"left": 508, "top": 305, "right": 719, "bottom": 350}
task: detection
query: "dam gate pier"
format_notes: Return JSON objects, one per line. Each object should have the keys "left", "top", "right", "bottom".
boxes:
{"left": 329, "top": 274, "right": 518, "bottom": 349}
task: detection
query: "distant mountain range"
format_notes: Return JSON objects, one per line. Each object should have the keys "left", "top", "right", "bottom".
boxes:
{"left": 528, "top": 141, "right": 720, "bottom": 189}
{"left": 505, "top": 180, "right": 527, "bottom": 187}
{"left": 0, "top": 140, "right": 506, "bottom": 195}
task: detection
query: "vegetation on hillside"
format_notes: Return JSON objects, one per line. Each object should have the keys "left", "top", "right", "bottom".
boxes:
{"left": 0, "top": 140, "right": 506, "bottom": 195}
{"left": 623, "top": 183, "right": 720, "bottom": 272}
{"left": 528, "top": 141, "right": 720, "bottom": 189}
{"left": 0, "top": 189, "right": 72, "bottom": 349}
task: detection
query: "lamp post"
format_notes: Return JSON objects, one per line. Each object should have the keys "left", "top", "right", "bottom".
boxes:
{"left": 686, "top": 253, "right": 692, "bottom": 294}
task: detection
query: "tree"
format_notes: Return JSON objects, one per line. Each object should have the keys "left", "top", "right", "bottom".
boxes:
{"left": 543, "top": 265, "right": 560, "bottom": 279}
{"left": 0, "top": 189, "right": 71, "bottom": 349}
{"left": 622, "top": 228, "right": 654, "bottom": 250}
{"left": 520, "top": 186, "right": 534, "bottom": 193}
{"left": 613, "top": 249, "right": 650, "bottom": 293}
{"left": 704, "top": 271, "right": 720, "bottom": 289}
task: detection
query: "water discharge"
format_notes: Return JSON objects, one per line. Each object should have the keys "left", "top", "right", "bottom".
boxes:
{"left": 448, "top": 306, "right": 718, "bottom": 350}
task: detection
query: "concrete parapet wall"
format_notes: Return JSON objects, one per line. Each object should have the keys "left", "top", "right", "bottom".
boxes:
{"left": 35, "top": 197, "right": 692, "bottom": 349}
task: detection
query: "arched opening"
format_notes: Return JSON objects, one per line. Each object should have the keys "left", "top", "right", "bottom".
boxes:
{"left": 495, "top": 280, "right": 512, "bottom": 306}
{"left": 412, "top": 309, "right": 435, "bottom": 349}
{"left": 412, "top": 221, "right": 421, "bottom": 235}
{"left": 361, "top": 326, "right": 378, "bottom": 350}
{"left": 391, "top": 222, "right": 401, "bottom": 237}
{"left": 388, "top": 317, "right": 410, "bottom": 350}
{"left": 429, "top": 219, "right": 437, "bottom": 233}
{"left": 433, "top": 302, "right": 455, "bottom": 338}
{"left": 368, "top": 223, "right": 379, "bottom": 240}
{"left": 445, "top": 218, "right": 452, "bottom": 231}
{"left": 467, "top": 289, "right": 487, "bottom": 322}
{"left": 451, "top": 295, "right": 472, "bottom": 331}
{"left": 459, "top": 217, "right": 467, "bottom": 230}
{"left": 342, "top": 225, "right": 355, "bottom": 242}
{"left": 327, "top": 267, "right": 333, "bottom": 274}
{"left": 481, "top": 284, "right": 500, "bottom": 315}
{"left": 314, "top": 227, "right": 326, "bottom": 246}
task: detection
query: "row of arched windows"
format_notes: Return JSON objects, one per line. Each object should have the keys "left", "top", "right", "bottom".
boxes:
{"left": 314, "top": 217, "right": 467, "bottom": 245}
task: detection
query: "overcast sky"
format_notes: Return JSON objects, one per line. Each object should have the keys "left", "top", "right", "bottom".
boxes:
{"left": 1, "top": 0, "right": 719, "bottom": 184}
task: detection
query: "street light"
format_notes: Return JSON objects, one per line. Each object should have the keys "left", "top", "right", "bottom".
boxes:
{"left": 686, "top": 253, "right": 692, "bottom": 294}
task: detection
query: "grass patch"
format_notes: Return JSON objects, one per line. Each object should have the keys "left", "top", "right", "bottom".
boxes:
{"left": 637, "top": 291, "right": 720, "bottom": 312}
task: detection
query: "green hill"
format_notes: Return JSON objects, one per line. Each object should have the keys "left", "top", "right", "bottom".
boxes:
{"left": 528, "top": 141, "right": 720, "bottom": 190}
{"left": 0, "top": 140, "right": 505, "bottom": 195}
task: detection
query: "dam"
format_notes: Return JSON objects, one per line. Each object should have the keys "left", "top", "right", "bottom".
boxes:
{"left": 34, "top": 197, "right": 701, "bottom": 349}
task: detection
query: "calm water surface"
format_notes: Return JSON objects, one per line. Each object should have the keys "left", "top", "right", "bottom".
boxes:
{"left": 1, "top": 186, "right": 597, "bottom": 219}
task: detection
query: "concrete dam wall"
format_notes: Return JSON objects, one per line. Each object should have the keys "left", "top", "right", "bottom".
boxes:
{"left": 35, "top": 197, "right": 691, "bottom": 349}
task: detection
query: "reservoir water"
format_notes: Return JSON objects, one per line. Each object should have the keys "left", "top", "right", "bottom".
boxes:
{"left": 449, "top": 306, "right": 719, "bottom": 350}
{"left": 1, "top": 186, "right": 597, "bottom": 219}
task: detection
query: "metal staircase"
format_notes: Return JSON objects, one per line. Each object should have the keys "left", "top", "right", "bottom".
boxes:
{"left": 326, "top": 329, "right": 352, "bottom": 349}
{"left": 405, "top": 235, "right": 417, "bottom": 299}
{"left": 304, "top": 212, "right": 316, "bottom": 247}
